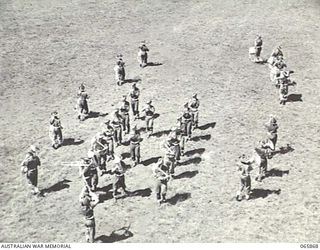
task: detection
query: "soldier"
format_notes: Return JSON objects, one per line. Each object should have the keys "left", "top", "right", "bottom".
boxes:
{"left": 77, "top": 84, "right": 89, "bottom": 121}
{"left": 114, "top": 54, "right": 125, "bottom": 86}
{"left": 153, "top": 158, "right": 170, "bottom": 205}
{"left": 20, "top": 145, "right": 41, "bottom": 195}
{"left": 177, "top": 106, "right": 193, "bottom": 156}
{"left": 111, "top": 109, "right": 123, "bottom": 146}
{"left": 271, "top": 46, "right": 283, "bottom": 58}
{"left": 119, "top": 95, "right": 130, "bottom": 134}
{"left": 162, "top": 133, "right": 179, "bottom": 176}
{"left": 129, "top": 83, "right": 140, "bottom": 120}
{"left": 264, "top": 115, "right": 279, "bottom": 157}
{"left": 279, "top": 82, "right": 289, "bottom": 105}
{"left": 254, "top": 35, "right": 263, "bottom": 62}
{"left": 110, "top": 155, "right": 129, "bottom": 200}
{"left": 141, "top": 100, "right": 155, "bottom": 137}
{"left": 236, "top": 154, "right": 253, "bottom": 201}
{"left": 90, "top": 132, "right": 109, "bottom": 173}
{"left": 138, "top": 41, "right": 149, "bottom": 68}
{"left": 246, "top": 141, "right": 269, "bottom": 182}
{"left": 188, "top": 94, "right": 200, "bottom": 129}
{"left": 49, "top": 111, "right": 63, "bottom": 149}
{"left": 79, "top": 186, "right": 99, "bottom": 243}
{"left": 80, "top": 157, "right": 99, "bottom": 191}
{"left": 127, "top": 126, "right": 142, "bottom": 166}
{"left": 101, "top": 120, "right": 115, "bottom": 160}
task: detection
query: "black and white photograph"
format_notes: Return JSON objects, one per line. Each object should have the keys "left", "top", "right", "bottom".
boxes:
{"left": 0, "top": 0, "right": 319, "bottom": 247}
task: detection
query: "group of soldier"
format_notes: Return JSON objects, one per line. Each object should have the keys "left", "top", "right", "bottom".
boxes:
{"left": 237, "top": 35, "right": 295, "bottom": 201}
{"left": 251, "top": 35, "right": 296, "bottom": 105}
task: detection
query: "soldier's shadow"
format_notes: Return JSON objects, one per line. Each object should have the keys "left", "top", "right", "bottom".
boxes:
{"left": 266, "top": 168, "right": 289, "bottom": 178}
{"left": 123, "top": 78, "right": 141, "bottom": 84}
{"left": 167, "top": 192, "right": 191, "bottom": 205}
{"left": 141, "top": 156, "right": 161, "bottom": 166}
{"left": 198, "top": 122, "right": 216, "bottom": 131}
{"left": 40, "top": 179, "right": 71, "bottom": 195}
{"left": 174, "top": 170, "right": 198, "bottom": 180}
{"left": 150, "top": 129, "right": 171, "bottom": 138}
{"left": 178, "top": 156, "right": 202, "bottom": 166}
{"left": 96, "top": 184, "right": 113, "bottom": 203}
{"left": 184, "top": 148, "right": 205, "bottom": 157}
{"left": 190, "top": 134, "right": 211, "bottom": 142}
{"left": 95, "top": 226, "right": 133, "bottom": 243}
{"left": 273, "top": 144, "right": 294, "bottom": 156}
{"left": 62, "top": 138, "right": 84, "bottom": 146}
{"left": 147, "top": 62, "right": 163, "bottom": 67}
{"left": 86, "top": 111, "right": 108, "bottom": 120}
{"left": 128, "top": 188, "right": 152, "bottom": 198}
{"left": 250, "top": 188, "right": 281, "bottom": 200}
{"left": 287, "top": 94, "right": 303, "bottom": 102}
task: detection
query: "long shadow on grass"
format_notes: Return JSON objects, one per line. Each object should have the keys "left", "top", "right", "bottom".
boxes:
{"left": 198, "top": 122, "right": 216, "bottom": 131}
{"left": 86, "top": 111, "right": 108, "bottom": 120}
{"left": 266, "top": 168, "right": 289, "bottom": 178}
{"left": 141, "top": 156, "right": 161, "bottom": 166}
{"left": 62, "top": 138, "right": 84, "bottom": 146}
{"left": 151, "top": 129, "right": 171, "bottom": 138}
{"left": 41, "top": 179, "right": 71, "bottom": 195}
{"left": 167, "top": 192, "right": 191, "bottom": 205}
{"left": 190, "top": 134, "right": 211, "bottom": 142}
{"left": 174, "top": 170, "right": 198, "bottom": 180}
{"left": 287, "top": 94, "right": 303, "bottom": 103}
{"left": 250, "top": 188, "right": 281, "bottom": 200}
{"left": 96, "top": 184, "right": 113, "bottom": 203}
{"left": 184, "top": 148, "right": 205, "bottom": 157}
{"left": 95, "top": 226, "right": 133, "bottom": 243}
{"left": 272, "top": 144, "right": 295, "bottom": 157}
{"left": 178, "top": 157, "right": 202, "bottom": 166}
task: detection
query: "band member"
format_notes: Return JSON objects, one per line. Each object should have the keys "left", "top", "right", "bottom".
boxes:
{"left": 49, "top": 111, "right": 63, "bottom": 149}
{"left": 77, "top": 84, "right": 89, "bottom": 121}
{"left": 141, "top": 100, "right": 155, "bottom": 137}
{"left": 236, "top": 154, "right": 253, "bottom": 201}
{"left": 138, "top": 41, "right": 149, "bottom": 68}
{"left": 153, "top": 158, "right": 170, "bottom": 205}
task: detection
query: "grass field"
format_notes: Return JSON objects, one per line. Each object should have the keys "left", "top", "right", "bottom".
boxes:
{"left": 0, "top": 0, "right": 319, "bottom": 243}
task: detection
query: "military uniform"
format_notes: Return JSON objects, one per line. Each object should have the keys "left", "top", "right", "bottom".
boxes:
{"left": 129, "top": 85, "right": 140, "bottom": 119}
{"left": 79, "top": 188, "right": 99, "bottom": 243}
{"left": 114, "top": 60, "right": 125, "bottom": 86}
{"left": 77, "top": 85, "right": 89, "bottom": 120}
{"left": 254, "top": 144, "right": 269, "bottom": 182}
{"left": 128, "top": 128, "right": 142, "bottom": 166}
{"left": 81, "top": 158, "right": 98, "bottom": 191}
{"left": 90, "top": 133, "right": 108, "bottom": 171}
{"left": 142, "top": 101, "right": 155, "bottom": 136}
{"left": 188, "top": 95, "right": 200, "bottom": 129}
{"left": 49, "top": 112, "right": 63, "bottom": 149}
{"left": 101, "top": 121, "right": 115, "bottom": 159}
{"left": 119, "top": 97, "right": 130, "bottom": 134}
{"left": 111, "top": 156, "right": 128, "bottom": 199}
{"left": 162, "top": 135, "right": 179, "bottom": 176}
{"left": 153, "top": 158, "right": 170, "bottom": 204}
{"left": 236, "top": 155, "right": 253, "bottom": 201}
{"left": 264, "top": 116, "right": 279, "bottom": 152}
{"left": 20, "top": 146, "right": 41, "bottom": 194}
{"left": 111, "top": 110, "right": 123, "bottom": 146}
{"left": 138, "top": 43, "right": 149, "bottom": 68}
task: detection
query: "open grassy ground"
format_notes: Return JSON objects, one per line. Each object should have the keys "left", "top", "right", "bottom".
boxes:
{"left": 0, "top": 0, "right": 319, "bottom": 243}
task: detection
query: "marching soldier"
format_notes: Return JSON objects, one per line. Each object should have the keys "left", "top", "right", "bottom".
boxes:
{"left": 138, "top": 41, "right": 149, "bottom": 68}
{"left": 101, "top": 120, "right": 115, "bottom": 160}
{"left": 129, "top": 83, "right": 140, "bottom": 120}
{"left": 141, "top": 100, "right": 155, "bottom": 137}
{"left": 178, "top": 105, "right": 193, "bottom": 138}
{"left": 153, "top": 157, "right": 170, "bottom": 205}
{"left": 114, "top": 54, "right": 125, "bottom": 86}
{"left": 162, "top": 133, "right": 179, "bottom": 176}
{"left": 271, "top": 46, "right": 283, "bottom": 58}
{"left": 264, "top": 115, "right": 279, "bottom": 157}
{"left": 236, "top": 154, "right": 253, "bottom": 201}
{"left": 49, "top": 111, "right": 63, "bottom": 149}
{"left": 80, "top": 157, "right": 99, "bottom": 192}
{"left": 119, "top": 95, "right": 130, "bottom": 134}
{"left": 77, "top": 84, "right": 90, "bottom": 121}
{"left": 188, "top": 94, "right": 200, "bottom": 129}
{"left": 90, "top": 132, "right": 109, "bottom": 173}
{"left": 127, "top": 126, "right": 142, "bottom": 166}
{"left": 254, "top": 35, "right": 263, "bottom": 62}
{"left": 79, "top": 186, "right": 99, "bottom": 243}
{"left": 111, "top": 155, "right": 129, "bottom": 200}
{"left": 111, "top": 109, "right": 123, "bottom": 146}
{"left": 20, "top": 145, "right": 41, "bottom": 195}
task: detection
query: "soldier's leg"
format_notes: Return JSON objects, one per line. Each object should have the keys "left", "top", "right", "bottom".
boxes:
{"left": 135, "top": 144, "right": 140, "bottom": 164}
{"left": 155, "top": 180, "right": 161, "bottom": 202}
{"left": 119, "top": 127, "right": 123, "bottom": 144}
{"left": 27, "top": 170, "right": 39, "bottom": 194}
{"left": 244, "top": 176, "right": 251, "bottom": 200}
{"left": 91, "top": 173, "right": 98, "bottom": 191}
{"left": 130, "top": 144, "right": 136, "bottom": 162}
{"left": 113, "top": 176, "right": 119, "bottom": 197}
{"left": 187, "top": 122, "right": 192, "bottom": 139}
{"left": 108, "top": 140, "right": 114, "bottom": 158}
{"left": 194, "top": 111, "right": 199, "bottom": 128}
{"left": 149, "top": 118, "right": 154, "bottom": 134}
{"left": 161, "top": 181, "right": 167, "bottom": 201}
{"left": 236, "top": 178, "right": 245, "bottom": 201}
{"left": 57, "top": 129, "right": 63, "bottom": 146}
{"left": 126, "top": 115, "right": 130, "bottom": 134}
{"left": 180, "top": 136, "right": 185, "bottom": 156}
{"left": 135, "top": 101, "right": 139, "bottom": 118}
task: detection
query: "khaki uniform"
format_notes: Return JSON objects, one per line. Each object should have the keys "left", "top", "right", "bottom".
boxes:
{"left": 236, "top": 161, "right": 253, "bottom": 201}
{"left": 21, "top": 151, "right": 41, "bottom": 194}
{"left": 128, "top": 130, "right": 142, "bottom": 165}
{"left": 49, "top": 116, "right": 63, "bottom": 148}
{"left": 142, "top": 103, "right": 155, "bottom": 135}
{"left": 77, "top": 90, "right": 89, "bottom": 120}
{"left": 119, "top": 100, "right": 130, "bottom": 134}
{"left": 138, "top": 44, "right": 149, "bottom": 67}
{"left": 153, "top": 159, "right": 170, "bottom": 203}
{"left": 130, "top": 88, "right": 140, "bottom": 119}
{"left": 188, "top": 98, "right": 200, "bottom": 128}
